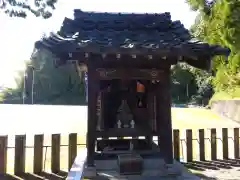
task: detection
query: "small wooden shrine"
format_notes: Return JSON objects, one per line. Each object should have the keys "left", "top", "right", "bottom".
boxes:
{"left": 36, "top": 10, "right": 230, "bottom": 176}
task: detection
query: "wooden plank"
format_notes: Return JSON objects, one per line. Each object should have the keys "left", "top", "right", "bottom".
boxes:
{"left": 34, "top": 134, "right": 44, "bottom": 174}
{"left": 222, "top": 128, "right": 229, "bottom": 159}
{"left": 51, "top": 134, "right": 60, "bottom": 173}
{"left": 210, "top": 129, "right": 217, "bottom": 161}
{"left": 68, "top": 133, "right": 77, "bottom": 171}
{"left": 96, "top": 128, "right": 154, "bottom": 137}
{"left": 0, "top": 136, "right": 8, "bottom": 173}
{"left": 155, "top": 73, "right": 173, "bottom": 164}
{"left": 86, "top": 66, "right": 98, "bottom": 167}
{"left": 14, "top": 135, "right": 26, "bottom": 175}
{"left": 234, "top": 128, "right": 239, "bottom": 159}
{"left": 95, "top": 68, "right": 166, "bottom": 80}
{"left": 173, "top": 129, "right": 180, "bottom": 161}
{"left": 198, "top": 129, "right": 205, "bottom": 161}
{"left": 145, "top": 136, "right": 152, "bottom": 145}
{"left": 186, "top": 129, "right": 193, "bottom": 162}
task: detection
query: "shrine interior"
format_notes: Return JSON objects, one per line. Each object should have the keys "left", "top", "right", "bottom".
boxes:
{"left": 96, "top": 79, "right": 157, "bottom": 154}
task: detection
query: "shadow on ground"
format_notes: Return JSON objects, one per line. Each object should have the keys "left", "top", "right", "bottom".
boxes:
{"left": 193, "top": 173, "right": 217, "bottom": 180}
{"left": 182, "top": 158, "right": 240, "bottom": 180}
{"left": 0, "top": 171, "right": 68, "bottom": 180}
{"left": 1, "top": 159, "right": 240, "bottom": 180}
{"left": 183, "top": 158, "right": 240, "bottom": 171}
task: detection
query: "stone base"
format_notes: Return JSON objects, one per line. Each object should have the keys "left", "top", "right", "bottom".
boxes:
{"left": 83, "top": 166, "right": 97, "bottom": 178}
{"left": 164, "top": 163, "right": 182, "bottom": 176}
{"left": 96, "top": 159, "right": 200, "bottom": 179}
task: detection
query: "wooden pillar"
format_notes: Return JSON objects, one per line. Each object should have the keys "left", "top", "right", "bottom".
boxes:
{"left": 86, "top": 65, "right": 98, "bottom": 167}
{"left": 146, "top": 90, "right": 154, "bottom": 144}
{"left": 155, "top": 71, "right": 173, "bottom": 164}
{"left": 100, "top": 91, "right": 105, "bottom": 131}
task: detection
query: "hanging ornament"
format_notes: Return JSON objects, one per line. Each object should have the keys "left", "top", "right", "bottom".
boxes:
{"left": 136, "top": 81, "right": 145, "bottom": 93}
{"left": 136, "top": 81, "right": 145, "bottom": 108}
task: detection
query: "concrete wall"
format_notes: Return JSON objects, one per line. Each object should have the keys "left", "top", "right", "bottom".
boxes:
{"left": 211, "top": 99, "right": 240, "bottom": 122}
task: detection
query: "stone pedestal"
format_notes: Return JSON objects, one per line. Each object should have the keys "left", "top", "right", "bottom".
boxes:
{"left": 83, "top": 166, "right": 97, "bottom": 178}
{"left": 164, "top": 163, "right": 182, "bottom": 176}
{"left": 117, "top": 154, "right": 143, "bottom": 175}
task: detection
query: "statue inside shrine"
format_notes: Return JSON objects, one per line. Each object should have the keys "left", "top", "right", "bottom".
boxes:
{"left": 116, "top": 99, "right": 135, "bottom": 129}
{"left": 98, "top": 79, "right": 149, "bottom": 131}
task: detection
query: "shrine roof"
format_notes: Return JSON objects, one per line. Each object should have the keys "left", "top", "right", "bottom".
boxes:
{"left": 35, "top": 9, "right": 230, "bottom": 60}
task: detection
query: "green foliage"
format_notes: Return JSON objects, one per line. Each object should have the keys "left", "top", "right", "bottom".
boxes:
{"left": 1, "top": 49, "right": 86, "bottom": 105}
{"left": 171, "top": 63, "right": 214, "bottom": 105}
{"left": 170, "top": 63, "right": 211, "bottom": 104}
{"left": 0, "top": 0, "right": 58, "bottom": 18}
{"left": 186, "top": 0, "right": 214, "bottom": 15}
{"left": 187, "top": 0, "right": 240, "bottom": 99}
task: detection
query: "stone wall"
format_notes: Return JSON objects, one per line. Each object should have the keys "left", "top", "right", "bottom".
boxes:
{"left": 211, "top": 99, "right": 240, "bottom": 122}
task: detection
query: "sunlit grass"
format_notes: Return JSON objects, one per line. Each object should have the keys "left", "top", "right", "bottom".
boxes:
{"left": 172, "top": 107, "right": 240, "bottom": 129}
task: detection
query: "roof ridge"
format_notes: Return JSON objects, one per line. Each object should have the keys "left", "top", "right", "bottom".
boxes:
{"left": 73, "top": 9, "right": 171, "bottom": 17}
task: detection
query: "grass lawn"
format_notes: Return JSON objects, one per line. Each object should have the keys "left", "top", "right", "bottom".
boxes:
{"left": 1, "top": 105, "right": 239, "bottom": 176}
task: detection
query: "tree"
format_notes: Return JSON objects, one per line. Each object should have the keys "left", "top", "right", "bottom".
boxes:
{"left": 187, "top": 0, "right": 240, "bottom": 98}
{"left": 171, "top": 63, "right": 198, "bottom": 103}
{"left": 0, "top": 0, "right": 58, "bottom": 18}
{"left": 0, "top": 48, "right": 86, "bottom": 105}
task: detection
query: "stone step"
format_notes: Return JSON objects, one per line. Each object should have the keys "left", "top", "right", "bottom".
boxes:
{"left": 67, "top": 149, "right": 201, "bottom": 180}
{"left": 117, "top": 154, "right": 143, "bottom": 175}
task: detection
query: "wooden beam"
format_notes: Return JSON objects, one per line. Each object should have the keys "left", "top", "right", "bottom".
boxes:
{"left": 59, "top": 52, "right": 177, "bottom": 68}
{"left": 155, "top": 70, "right": 173, "bottom": 164}
{"left": 86, "top": 65, "right": 98, "bottom": 167}
{"left": 51, "top": 134, "right": 60, "bottom": 173}
{"left": 14, "top": 135, "right": 26, "bottom": 175}
{"left": 95, "top": 128, "right": 154, "bottom": 137}
{"left": 147, "top": 90, "right": 155, "bottom": 132}
{"left": 0, "top": 136, "right": 7, "bottom": 173}
{"left": 94, "top": 68, "right": 166, "bottom": 80}
{"left": 33, "top": 134, "right": 44, "bottom": 174}
{"left": 146, "top": 91, "right": 154, "bottom": 144}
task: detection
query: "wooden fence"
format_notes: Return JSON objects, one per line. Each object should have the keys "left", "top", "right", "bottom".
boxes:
{"left": 0, "top": 128, "right": 239, "bottom": 176}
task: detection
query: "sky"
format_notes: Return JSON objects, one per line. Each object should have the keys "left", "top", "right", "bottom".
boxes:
{"left": 0, "top": 0, "right": 197, "bottom": 88}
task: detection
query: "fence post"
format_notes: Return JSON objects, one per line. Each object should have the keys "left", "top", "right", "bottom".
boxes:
{"left": 186, "top": 129, "right": 193, "bottom": 162}
{"left": 51, "top": 134, "right": 60, "bottom": 173}
{"left": 68, "top": 133, "right": 77, "bottom": 171}
{"left": 173, "top": 129, "right": 180, "bottom": 161}
{"left": 199, "top": 129, "right": 205, "bottom": 161}
{"left": 0, "top": 136, "right": 8, "bottom": 173}
{"left": 234, "top": 128, "right": 239, "bottom": 159}
{"left": 210, "top": 129, "right": 217, "bottom": 161}
{"left": 34, "top": 134, "right": 44, "bottom": 174}
{"left": 14, "top": 135, "right": 26, "bottom": 175}
{"left": 222, "top": 128, "right": 229, "bottom": 159}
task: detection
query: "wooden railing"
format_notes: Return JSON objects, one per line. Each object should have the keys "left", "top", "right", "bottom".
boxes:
{"left": 0, "top": 128, "right": 239, "bottom": 177}
{"left": 172, "top": 128, "right": 240, "bottom": 162}
{"left": 0, "top": 133, "right": 84, "bottom": 178}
